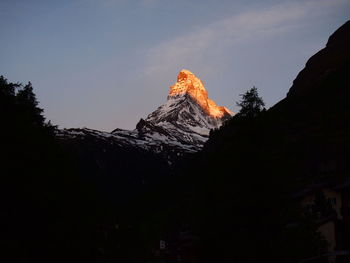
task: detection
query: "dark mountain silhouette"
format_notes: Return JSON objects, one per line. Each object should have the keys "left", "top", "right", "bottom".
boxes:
{"left": 130, "top": 20, "right": 350, "bottom": 263}
{"left": 208, "top": 20, "right": 350, "bottom": 183}
{"left": 58, "top": 128, "right": 172, "bottom": 202}
{"left": 179, "top": 20, "right": 350, "bottom": 263}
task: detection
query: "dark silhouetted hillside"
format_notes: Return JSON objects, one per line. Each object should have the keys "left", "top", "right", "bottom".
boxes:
{"left": 139, "top": 20, "right": 350, "bottom": 263}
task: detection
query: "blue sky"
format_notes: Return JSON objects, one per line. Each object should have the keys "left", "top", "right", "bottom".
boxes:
{"left": 1, "top": 0, "right": 349, "bottom": 130}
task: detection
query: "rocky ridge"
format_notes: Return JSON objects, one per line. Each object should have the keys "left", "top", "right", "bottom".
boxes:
{"left": 58, "top": 70, "right": 233, "bottom": 159}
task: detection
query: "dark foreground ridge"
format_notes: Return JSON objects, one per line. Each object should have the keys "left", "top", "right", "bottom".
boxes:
{"left": 199, "top": 20, "right": 350, "bottom": 263}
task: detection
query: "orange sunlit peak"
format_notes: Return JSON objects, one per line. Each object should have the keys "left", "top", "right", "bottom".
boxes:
{"left": 168, "top": 69, "right": 233, "bottom": 118}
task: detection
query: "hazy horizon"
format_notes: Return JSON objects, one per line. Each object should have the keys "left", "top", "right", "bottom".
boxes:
{"left": 1, "top": 0, "right": 349, "bottom": 131}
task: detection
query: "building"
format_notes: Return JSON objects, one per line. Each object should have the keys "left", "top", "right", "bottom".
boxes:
{"left": 295, "top": 180, "right": 350, "bottom": 263}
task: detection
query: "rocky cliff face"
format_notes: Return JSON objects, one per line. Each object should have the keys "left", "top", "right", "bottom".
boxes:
{"left": 135, "top": 69, "right": 233, "bottom": 148}
{"left": 169, "top": 69, "right": 232, "bottom": 118}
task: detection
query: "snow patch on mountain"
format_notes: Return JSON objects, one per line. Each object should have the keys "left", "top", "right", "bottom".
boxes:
{"left": 57, "top": 69, "right": 233, "bottom": 159}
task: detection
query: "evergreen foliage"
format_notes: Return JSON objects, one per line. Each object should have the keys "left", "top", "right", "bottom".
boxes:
{"left": 0, "top": 76, "right": 125, "bottom": 263}
{"left": 236, "top": 86, "right": 265, "bottom": 118}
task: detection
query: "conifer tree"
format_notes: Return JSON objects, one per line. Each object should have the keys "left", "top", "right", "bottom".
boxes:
{"left": 16, "top": 81, "right": 45, "bottom": 126}
{"left": 236, "top": 86, "right": 265, "bottom": 118}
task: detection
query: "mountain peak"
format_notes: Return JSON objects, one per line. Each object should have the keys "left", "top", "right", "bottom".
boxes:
{"left": 178, "top": 69, "right": 198, "bottom": 80}
{"left": 169, "top": 69, "right": 206, "bottom": 97}
{"left": 169, "top": 69, "right": 233, "bottom": 118}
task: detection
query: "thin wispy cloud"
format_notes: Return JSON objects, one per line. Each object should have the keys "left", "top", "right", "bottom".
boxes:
{"left": 144, "top": 0, "right": 348, "bottom": 76}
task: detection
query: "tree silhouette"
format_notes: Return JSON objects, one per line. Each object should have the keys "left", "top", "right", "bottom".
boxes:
{"left": 0, "top": 76, "right": 110, "bottom": 263}
{"left": 236, "top": 86, "right": 265, "bottom": 118}
{"left": 16, "top": 81, "right": 45, "bottom": 126}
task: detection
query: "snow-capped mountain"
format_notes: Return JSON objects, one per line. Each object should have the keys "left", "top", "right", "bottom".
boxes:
{"left": 134, "top": 69, "right": 233, "bottom": 148}
{"left": 57, "top": 69, "right": 233, "bottom": 158}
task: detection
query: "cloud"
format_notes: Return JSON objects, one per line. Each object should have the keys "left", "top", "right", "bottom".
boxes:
{"left": 144, "top": 0, "right": 348, "bottom": 76}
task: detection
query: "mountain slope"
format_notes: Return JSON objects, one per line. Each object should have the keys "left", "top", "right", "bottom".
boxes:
{"left": 56, "top": 69, "right": 232, "bottom": 202}
{"left": 59, "top": 69, "right": 233, "bottom": 158}
{"left": 162, "top": 20, "right": 350, "bottom": 263}
{"left": 134, "top": 69, "right": 233, "bottom": 148}
{"left": 207, "top": 20, "right": 350, "bottom": 181}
